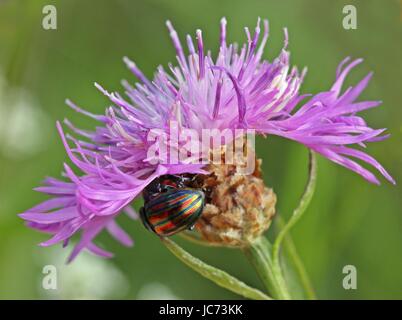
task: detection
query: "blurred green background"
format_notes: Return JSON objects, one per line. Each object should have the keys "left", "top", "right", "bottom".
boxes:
{"left": 0, "top": 0, "right": 401, "bottom": 299}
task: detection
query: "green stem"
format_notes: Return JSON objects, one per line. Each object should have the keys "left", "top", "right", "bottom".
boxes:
{"left": 162, "top": 238, "right": 272, "bottom": 300}
{"left": 276, "top": 216, "right": 317, "bottom": 299}
{"left": 243, "top": 237, "right": 291, "bottom": 300}
{"left": 272, "top": 150, "right": 317, "bottom": 298}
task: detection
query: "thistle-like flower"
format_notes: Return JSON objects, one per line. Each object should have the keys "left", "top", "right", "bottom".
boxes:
{"left": 20, "top": 18, "right": 394, "bottom": 261}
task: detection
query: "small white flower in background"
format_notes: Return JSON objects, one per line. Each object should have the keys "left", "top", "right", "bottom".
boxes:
{"left": 0, "top": 72, "right": 50, "bottom": 159}
{"left": 136, "top": 282, "right": 180, "bottom": 300}
{"left": 37, "top": 247, "right": 129, "bottom": 299}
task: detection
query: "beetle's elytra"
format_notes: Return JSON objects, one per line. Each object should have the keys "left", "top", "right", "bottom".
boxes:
{"left": 140, "top": 187, "right": 205, "bottom": 236}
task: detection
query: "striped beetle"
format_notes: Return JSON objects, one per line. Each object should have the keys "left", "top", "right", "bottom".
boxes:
{"left": 140, "top": 175, "right": 205, "bottom": 236}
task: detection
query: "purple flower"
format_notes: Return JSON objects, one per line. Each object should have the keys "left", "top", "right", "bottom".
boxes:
{"left": 20, "top": 18, "right": 394, "bottom": 261}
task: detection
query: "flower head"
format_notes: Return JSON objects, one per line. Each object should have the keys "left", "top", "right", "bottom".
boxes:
{"left": 20, "top": 18, "right": 394, "bottom": 261}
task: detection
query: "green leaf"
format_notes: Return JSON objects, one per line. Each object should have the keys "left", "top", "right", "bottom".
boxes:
{"left": 162, "top": 238, "right": 272, "bottom": 300}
